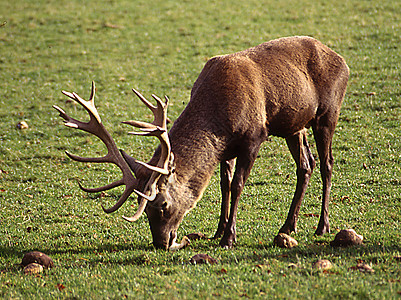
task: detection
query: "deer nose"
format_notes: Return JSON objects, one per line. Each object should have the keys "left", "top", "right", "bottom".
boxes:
{"left": 153, "top": 240, "right": 169, "bottom": 250}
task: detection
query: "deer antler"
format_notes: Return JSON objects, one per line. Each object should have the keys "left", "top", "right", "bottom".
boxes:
{"left": 54, "top": 82, "right": 173, "bottom": 222}
{"left": 125, "top": 89, "right": 171, "bottom": 176}
{"left": 121, "top": 89, "right": 172, "bottom": 222}
{"left": 52, "top": 81, "right": 140, "bottom": 214}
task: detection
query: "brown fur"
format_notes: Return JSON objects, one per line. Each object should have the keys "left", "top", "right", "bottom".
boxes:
{"left": 143, "top": 36, "right": 349, "bottom": 249}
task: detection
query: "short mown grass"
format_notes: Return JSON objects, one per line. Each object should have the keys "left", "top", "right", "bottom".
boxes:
{"left": 1, "top": 0, "right": 400, "bottom": 298}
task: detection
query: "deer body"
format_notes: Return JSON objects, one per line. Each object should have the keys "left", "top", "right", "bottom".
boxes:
{"left": 54, "top": 36, "right": 349, "bottom": 249}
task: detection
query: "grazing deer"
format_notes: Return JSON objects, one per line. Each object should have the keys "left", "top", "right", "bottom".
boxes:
{"left": 53, "top": 36, "right": 349, "bottom": 250}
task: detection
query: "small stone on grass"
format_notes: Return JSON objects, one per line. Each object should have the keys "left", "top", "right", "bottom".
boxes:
{"left": 16, "top": 121, "right": 29, "bottom": 130}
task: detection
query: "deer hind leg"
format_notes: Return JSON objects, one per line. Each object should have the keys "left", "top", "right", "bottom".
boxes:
{"left": 280, "top": 129, "right": 316, "bottom": 234}
{"left": 219, "top": 144, "right": 261, "bottom": 248}
{"left": 313, "top": 120, "right": 336, "bottom": 235}
{"left": 213, "top": 159, "right": 236, "bottom": 239}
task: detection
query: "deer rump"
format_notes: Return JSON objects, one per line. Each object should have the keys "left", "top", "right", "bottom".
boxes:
{"left": 54, "top": 36, "right": 349, "bottom": 250}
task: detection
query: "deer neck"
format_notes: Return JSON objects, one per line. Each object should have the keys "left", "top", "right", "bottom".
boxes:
{"left": 163, "top": 108, "right": 228, "bottom": 205}
{"left": 171, "top": 129, "right": 224, "bottom": 202}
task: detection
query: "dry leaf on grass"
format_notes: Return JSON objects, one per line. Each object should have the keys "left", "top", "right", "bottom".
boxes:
{"left": 349, "top": 263, "right": 374, "bottom": 273}
{"left": 185, "top": 232, "right": 207, "bottom": 241}
{"left": 190, "top": 254, "right": 218, "bottom": 265}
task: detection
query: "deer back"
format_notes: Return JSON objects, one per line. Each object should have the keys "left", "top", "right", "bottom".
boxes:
{"left": 170, "top": 36, "right": 348, "bottom": 162}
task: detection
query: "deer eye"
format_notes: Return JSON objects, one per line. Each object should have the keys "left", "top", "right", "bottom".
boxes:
{"left": 160, "top": 201, "right": 170, "bottom": 217}
{"left": 157, "top": 175, "right": 170, "bottom": 190}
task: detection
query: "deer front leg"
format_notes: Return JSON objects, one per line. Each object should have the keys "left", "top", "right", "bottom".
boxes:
{"left": 280, "top": 131, "right": 315, "bottom": 234}
{"left": 213, "top": 159, "right": 236, "bottom": 239}
{"left": 219, "top": 145, "right": 260, "bottom": 248}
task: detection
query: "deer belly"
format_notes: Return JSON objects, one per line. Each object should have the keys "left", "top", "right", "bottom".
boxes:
{"left": 268, "top": 103, "right": 317, "bottom": 138}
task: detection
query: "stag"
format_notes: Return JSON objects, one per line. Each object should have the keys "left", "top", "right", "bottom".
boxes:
{"left": 53, "top": 36, "right": 349, "bottom": 250}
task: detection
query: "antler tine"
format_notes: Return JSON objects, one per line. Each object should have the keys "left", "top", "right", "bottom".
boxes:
{"left": 132, "top": 88, "right": 168, "bottom": 129}
{"left": 151, "top": 94, "right": 168, "bottom": 128}
{"left": 78, "top": 179, "right": 124, "bottom": 193}
{"left": 101, "top": 184, "right": 136, "bottom": 213}
{"left": 123, "top": 121, "right": 171, "bottom": 177}
{"left": 121, "top": 197, "right": 148, "bottom": 222}
{"left": 65, "top": 150, "right": 111, "bottom": 163}
{"left": 132, "top": 88, "right": 156, "bottom": 110}
{"left": 61, "top": 81, "right": 102, "bottom": 124}
{"left": 54, "top": 81, "right": 140, "bottom": 216}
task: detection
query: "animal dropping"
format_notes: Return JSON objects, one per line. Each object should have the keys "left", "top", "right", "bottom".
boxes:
{"left": 54, "top": 36, "right": 349, "bottom": 250}
{"left": 273, "top": 233, "right": 298, "bottom": 248}
{"left": 350, "top": 263, "right": 374, "bottom": 273}
{"left": 330, "top": 229, "right": 363, "bottom": 247}
{"left": 23, "top": 263, "right": 43, "bottom": 275}
{"left": 21, "top": 251, "right": 54, "bottom": 269}
{"left": 313, "top": 259, "right": 333, "bottom": 270}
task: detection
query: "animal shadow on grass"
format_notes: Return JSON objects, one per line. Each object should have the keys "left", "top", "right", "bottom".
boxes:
{"left": 226, "top": 241, "right": 401, "bottom": 266}
{"left": 0, "top": 241, "right": 156, "bottom": 272}
{"left": 3, "top": 237, "right": 400, "bottom": 272}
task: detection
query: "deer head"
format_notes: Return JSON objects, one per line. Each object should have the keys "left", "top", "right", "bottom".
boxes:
{"left": 53, "top": 82, "right": 188, "bottom": 250}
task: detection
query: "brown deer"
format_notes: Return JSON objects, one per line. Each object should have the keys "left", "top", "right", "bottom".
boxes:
{"left": 53, "top": 36, "right": 349, "bottom": 250}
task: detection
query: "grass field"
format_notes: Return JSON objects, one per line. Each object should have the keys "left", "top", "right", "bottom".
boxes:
{"left": 1, "top": 0, "right": 400, "bottom": 298}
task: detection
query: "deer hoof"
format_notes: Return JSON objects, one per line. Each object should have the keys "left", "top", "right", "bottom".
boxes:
{"left": 279, "top": 224, "right": 296, "bottom": 235}
{"left": 219, "top": 237, "right": 234, "bottom": 249}
{"left": 314, "top": 225, "right": 330, "bottom": 236}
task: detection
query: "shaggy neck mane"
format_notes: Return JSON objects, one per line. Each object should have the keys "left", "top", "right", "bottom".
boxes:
{"left": 167, "top": 104, "right": 229, "bottom": 202}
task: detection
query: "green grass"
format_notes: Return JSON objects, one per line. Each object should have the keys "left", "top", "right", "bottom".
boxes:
{"left": 1, "top": 0, "right": 401, "bottom": 298}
